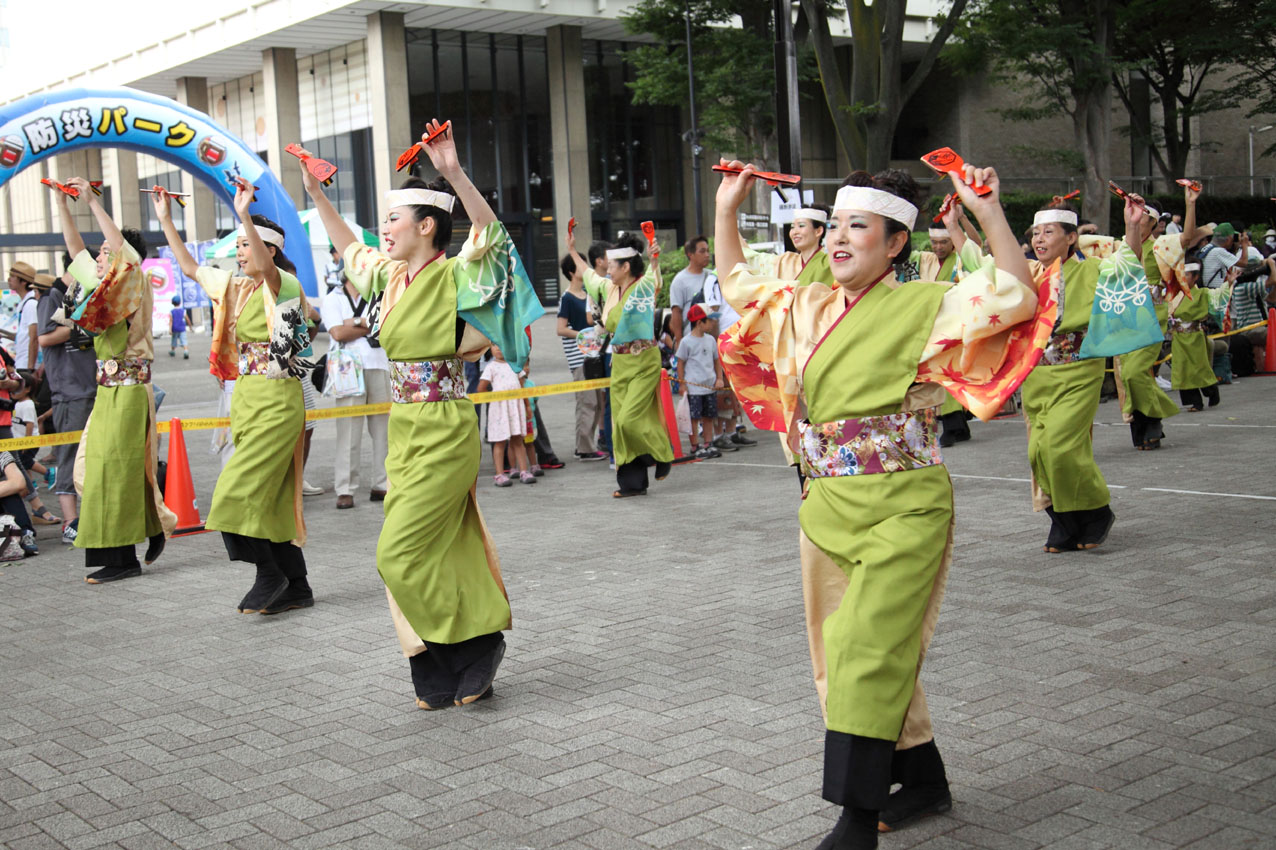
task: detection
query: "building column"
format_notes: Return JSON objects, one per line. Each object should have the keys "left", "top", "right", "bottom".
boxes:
{"left": 547, "top": 25, "right": 592, "bottom": 251}
{"left": 176, "top": 76, "right": 219, "bottom": 242}
{"left": 103, "top": 149, "right": 141, "bottom": 228}
{"left": 366, "top": 11, "right": 410, "bottom": 207}
{"left": 262, "top": 47, "right": 304, "bottom": 205}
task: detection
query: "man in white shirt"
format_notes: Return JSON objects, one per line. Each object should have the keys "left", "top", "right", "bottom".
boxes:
{"left": 320, "top": 275, "right": 390, "bottom": 509}
{"left": 668, "top": 236, "right": 712, "bottom": 344}
{"left": 7, "top": 262, "right": 40, "bottom": 370}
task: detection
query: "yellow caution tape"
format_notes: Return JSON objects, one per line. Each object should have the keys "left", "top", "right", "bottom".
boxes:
{"left": 0, "top": 376, "right": 615, "bottom": 452}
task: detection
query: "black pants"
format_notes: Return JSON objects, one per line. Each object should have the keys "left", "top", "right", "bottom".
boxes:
{"left": 222, "top": 531, "right": 308, "bottom": 577}
{"left": 822, "top": 731, "right": 895, "bottom": 809}
{"left": 532, "top": 405, "right": 559, "bottom": 464}
{"left": 1129, "top": 410, "right": 1164, "bottom": 447}
{"left": 1178, "top": 385, "right": 1219, "bottom": 409}
{"left": 411, "top": 631, "right": 504, "bottom": 697}
{"left": 0, "top": 492, "right": 32, "bottom": 532}
{"left": 85, "top": 544, "right": 139, "bottom": 569}
{"left": 939, "top": 410, "right": 970, "bottom": 445}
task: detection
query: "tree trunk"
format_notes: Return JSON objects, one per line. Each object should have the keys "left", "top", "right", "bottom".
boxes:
{"left": 1074, "top": 85, "right": 1112, "bottom": 232}
{"left": 802, "top": 0, "right": 865, "bottom": 167}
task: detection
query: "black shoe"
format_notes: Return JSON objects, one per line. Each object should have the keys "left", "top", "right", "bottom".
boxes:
{"left": 409, "top": 651, "right": 458, "bottom": 710}
{"left": 815, "top": 807, "right": 879, "bottom": 849}
{"left": 20, "top": 529, "right": 38, "bottom": 557}
{"left": 654, "top": 460, "right": 672, "bottom": 481}
{"left": 260, "top": 579, "right": 315, "bottom": 615}
{"left": 878, "top": 739, "right": 952, "bottom": 833}
{"left": 730, "top": 431, "right": 757, "bottom": 446}
{"left": 455, "top": 636, "right": 505, "bottom": 706}
{"left": 144, "top": 533, "right": 165, "bottom": 565}
{"left": 86, "top": 565, "right": 142, "bottom": 583}
{"left": 1077, "top": 506, "right": 1115, "bottom": 550}
{"left": 237, "top": 564, "right": 289, "bottom": 613}
{"left": 711, "top": 436, "right": 739, "bottom": 452}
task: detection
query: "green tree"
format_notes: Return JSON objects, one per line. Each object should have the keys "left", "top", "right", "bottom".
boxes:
{"left": 951, "top": 0, "right": 1118, "bottom": 230}
{"left": 801, "top": 0, "right": 970, "bottom": 172}
{"left": 1111, "top": 0, "right": 1245, "bottom": 187}
{"left": 622, "top": 1, "right": 781, "bottom": 158}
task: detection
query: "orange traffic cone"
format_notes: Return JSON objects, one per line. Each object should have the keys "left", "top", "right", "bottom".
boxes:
{"left": 1264, "top": 308, "right": 1276, "bottom": 374}
{"left": 657, "top": 369, "right": 695, "bottom": 463}
{"left": 164, "top": 418, "right": 205, "bottom": 535}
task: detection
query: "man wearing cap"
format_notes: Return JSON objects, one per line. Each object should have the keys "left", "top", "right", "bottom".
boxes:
{"left": 1200, "top": 223, "right": 1241, "bottom": 289}
{"left": 1260, "top": 229, "right": 1276, "bottom": 258}
{"left": 5, "top": 261, "right": 40, "bottom": 371}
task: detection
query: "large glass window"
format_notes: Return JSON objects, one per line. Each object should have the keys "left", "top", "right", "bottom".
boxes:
{"left": 297, "top": 128, "right": 376, "bottom": 228}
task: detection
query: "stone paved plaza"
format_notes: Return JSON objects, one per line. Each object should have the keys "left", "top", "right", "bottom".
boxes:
{"left": 2, "top": 318, "right": 1273, "bottom": 849}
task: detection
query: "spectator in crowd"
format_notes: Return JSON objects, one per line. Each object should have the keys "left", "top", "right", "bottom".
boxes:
{"left": 587, "top": 240, "right": 612, "bottom": 278}
{"left": 1226, "top": 252, "right": 1276, "bottom": 369}
{"left": 668, "top": 236, "right": 712, "bottom": 343}
{"left": 1200, "top": 223, "right": 1241, "bottom": 288}
{"left": 0, "top": 451, "right": 39, "bottom": 557}
{"left": 9, "top": 261, "right": 41, "bottom": 370}
{"left": 1260, "top": 229, "right": 1276, "bottom": 258}
{"left": 478, "top": 344, "right": 534, "bottom": 486}
{"left": 321, "top": 272, "right": 390, "bottom": 509}
{"left": 11, "top": 372, "right": 60, "bottom": 529}
{"left": 1165, "top": 213, "right": 1183, "bottom": 235}
{"left": 324, "top": 245, "right": 344, "bottom": 290}
{"left": 170, "top": 295, "right": 189, "bottom": 358}
{"left": 701, "top": 271, "right": 757, "bottom": 451}
{"left": 37, "top": 254, "right": 97, "bottom": 544}
{"left": 556, "top": 253, "right": 606, "bottom": 461}
{"left": 676, "top": 304, "right": 725, "bottom": 459}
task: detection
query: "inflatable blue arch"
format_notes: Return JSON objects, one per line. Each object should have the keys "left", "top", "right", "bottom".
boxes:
{"left": 0, "top": 87, "right": 316, "bottom": 295}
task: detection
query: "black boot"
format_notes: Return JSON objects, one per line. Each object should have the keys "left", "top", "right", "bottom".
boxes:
{"left": 814, "top": 807, "right": 879, "bottom": 849}
{"left": 409, "top": 651, "right": 458, "bottom": 710}
{"left": 455, "top": 634, "right": 505, "bottom": 706}
{"left": 144, "top": 532, "right": 166, "bottom": 565}
{"left": 260, "top": 543, "right": 314, "bottom": 614}
{"left": 237, "top": 560, "right": 289, "bottom": 613}
{"left": 878, "top": 740, "right": 953, "bottom": 833}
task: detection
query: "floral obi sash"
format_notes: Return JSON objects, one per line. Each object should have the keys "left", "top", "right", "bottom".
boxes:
{"left": 239, "top": 342, "right": 279, "bottom": 377}
{"left": 798, "top": 409, "right": 943, "bottom": 481}
{"left": 389, "top": 358, "right": 467, "bottom": 404}
{"left": 611, "top": 338, "right": 658, "bottom": 356}
{"left": 1041, "top": 331, "right": 1086, "bottom": 365}
{"left": 1168, "top": 316, "right": 1205, "bottom": 334}
{"left": 97, "top": 357, "right": 152, "bottom": 387}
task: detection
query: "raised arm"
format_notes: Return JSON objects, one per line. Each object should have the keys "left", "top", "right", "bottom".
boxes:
{"left": 941, "top": 202, "right": 967, "bottom": 252}
{"left": 1179, "top": 183, "right": 1201, "bottom": 249}
{"left": 564, "top": 225, "right": 590, "bottom": 289}
{"left": 233, "top": 181, "right": 280, "bottom": 296}
{"left": 712, "top": 159, "right": 758, "bottom": 278}
{"left": 54, "top": 186, "right": 86, "bottom": 258}
{"left": 1121, "top": 193, "right": 1146, "bottom": 257}
{"left": 66, "top": 177, "right": 123, "bottom": 253}
{"left": 301, "top": 160, "right": 358, "bottom": 255}
{"left": 152, "top": 190, "right": 200, "bottom": 280}
{"left": 949, "top": 165, "right": 1030, "bottom": 287}
{"left": 420, "top": 119, "right": 495, "bottom": 231}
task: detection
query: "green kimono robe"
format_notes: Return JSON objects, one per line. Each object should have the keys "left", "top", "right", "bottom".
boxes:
{"left": 1021, "top": 254, "right": 1110, "bottom": 513}
{"left": 343, "top": 223, "right": 539, "bottom": 646}
{"left": 1116, "top": 237, "right": 1177, "bottom": 421}
{"left": 68, "top": 242, "right": 175, "bottom": 550}
{"left": 1169, "top": 285, "right": 1218, "bottom": 391}
{"left": 583, "top": 266, "right": 673, "bottom": 468}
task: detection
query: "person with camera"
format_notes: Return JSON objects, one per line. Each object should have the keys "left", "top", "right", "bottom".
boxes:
{"left": 320, "top": 272, "right": 389, "bottom": 509}
{"left": 37, "top": 254, "right": 99, "bottom": 545}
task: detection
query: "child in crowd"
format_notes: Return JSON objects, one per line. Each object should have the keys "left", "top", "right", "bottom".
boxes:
{"left": 676, "top": 304, "right": 725, "bottom": 459}
{"left": 478, "top": 344, "right": 535, "bottom": 486}
{"left": 12, "top": 374, "right": 60, "bottom": 526}
{"left": 170, "top": 295, "right": 189, "bottom": 359}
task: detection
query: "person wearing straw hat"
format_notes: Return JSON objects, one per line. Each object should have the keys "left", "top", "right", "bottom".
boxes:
{"left": 1114, "top": 202, "right": 1180, "bottom": 450}
{"left": 54, "top": 176, "right": 176, "bottom": 584}
{"left": 716, "top": 160, "right": 1054, "bottom": 849}
{"left": 304, "top": 119, "right": 541, "bottom": 710}
{"left": 6, "top": 260, "right": 41, "bottom": 371}
{"left": 153, "top": 183, "right": 317, "bottom": 615}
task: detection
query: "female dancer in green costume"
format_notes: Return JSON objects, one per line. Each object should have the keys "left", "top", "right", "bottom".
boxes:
{"left": 1021, "top": 192, "right": 1145, "bottom": 553}
{"left": 56, "top": 176, "right": 175, "bottom": 583}
{"left": 565, "top": 228, "right": 672, "bottom": 497}
{"left": 716, "top": 161, "right": 1050, "bottom": 849}
{"left": 305, "top": 120, "right": 540, "bottom": 710}
{"left": 154, "top": 184, "right": 315, "bottom": 614}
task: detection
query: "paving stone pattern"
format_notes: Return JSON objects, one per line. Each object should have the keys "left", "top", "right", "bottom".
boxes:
{"left": 1, "top": 319, "right": 1273, "bottom": 849}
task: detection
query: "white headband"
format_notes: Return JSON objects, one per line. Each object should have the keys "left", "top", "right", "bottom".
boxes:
{"left": 928, "top": 228, "right": 950, "bottom": 240}
{"left": 1033, "top": 209, "right": 1078, "bottom": 228}
{"left": 1144, "top": 205, "right": 1160, "bottom": 219}
{"left": 237, "top": 223, "right": 284, "bottom": 249}
{"left": 1183, "top": 262, "right": 1201, "bottom": 272}
{"left": 833, "top": 186, "right": 918, "bottom": 229}
{"left": 606, "top": 247, "right": 639, "bottom": 260}
{"left": 385, "top": 188, "right": 456, "bottom": 213}
{"left": 793, "top": 208, "right": 828, "bottom": 224}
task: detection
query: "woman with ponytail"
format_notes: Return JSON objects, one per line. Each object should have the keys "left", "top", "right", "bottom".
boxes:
{"left": 155, "top": 182, "right": 316, "bottom": 615}
{"left": 304, "top": 119, "right": 541, "bottom": 711}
